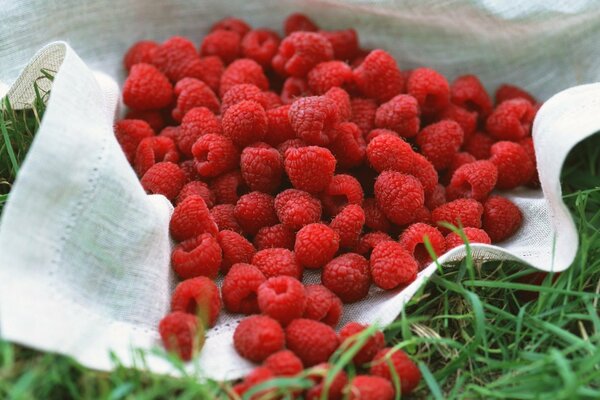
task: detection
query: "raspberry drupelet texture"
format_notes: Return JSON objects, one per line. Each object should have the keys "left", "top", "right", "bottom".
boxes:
{"left": 192, "top": 133, "right": 240, "bottom": 178}
{"left": 140, "top": 162, "right": 186, "bottom": 201}
{"left": 134, "top": 136, "right": 179, "bottom": 177}
{"left": 151, "top": 36, "right": 200, "bottom": 83}
{"left": 330, "top": 122, "right": 367, "bottom": 169}
{"left": 275, "top": 189, "right": 322, "bottom": 230}
{"left": 220, "top": 58, "right": 269, "bottom": 97}
{"left": 370, "top": 241, "right": 418, "bottom": 289}
{"left": 319, "top": 29, "right": 359, "bottom": 61}
{"left": 210, "top": 204, "right": 242, "bottom": 233}
{"left": 305, "top": 363, "right": 348, "bottom": 400}
{"left": 265, "top": 105, "right": 296, "bottom": 146}
{"left": 284, "top": 146, "right": 336, "bottom": 193}
{"left": 375, "top": 94, "right": 421, "bottom": 138}
{"left": 445, "top": 227, "right": 491, "bottom": 249}
{"left": 295, "top": 223, "right": 340, "bottom": 269}
{"left": 281, "top": 77, "right": 311, "bottom": 104}
{"left": 221, "top": 83, "right": 269, "bottom": 114}
{"left": 362, "top": 198, "right": 393, "bottom": 232}
{"left": 438, "top": 104, "right": 477, "bottom": 141}
{"left": 447, "top": 160, "right": 498, "bottom": 201}
{"left": 272, "top": 31, "right": 334, "bottom": 77}
{"left": 194, "top": 56, "right": 225, "bottom": 93}
{"left": 251, "top": 248, "right": 302, "bottom": 280}
{"left": 347, "top": 375, "right": 395, "bottom": 400}
{"left": 374, "top": 171, "right": 424, "bottom": 226}
{"left": 210, "top": 17, "right": 251, "bottom": 37}
{"left": 370, "top": 348, "right": 422, "bottom": 396}
{"left": 366, "top": 132, "right": 414, "bottom": 174}
{"left": 285, "top": 319, "right": 340, "bottom": 366}
{"left": 355, "top": 231, "right": 393, "bottom": 256}
{"left": 303, "top": 284, "right": 343, "bottom": 327}
{"left": 307, "top": 61, "right": 353, "bottom": 95}
{"left": 410, "top": 152, "right": 439, "bottom": 196}
{"left": 284, "top": 13, "right": 319, "bottom": 36}
{"left": 464, "top": 131, "right": 494, "bottom": 160}
{"left": 322, "top": 253, "right": 371, "bottom": 303}
{"left": 330, "top": 204, "right": 366, "bottom": 249}
{"left": 486, "top": 98, "right": 535, "bottom": 141}
{"left": 169, "top": 196, "right": 218, "bottom": 242}
{"left": 178, "top": 159, "right": 199, "bottom": 183}
{"left": 263, "top": 91, "right": 282, "bottom": 109}
{"left": 432, "top": 198, "right": 484, "bottom": 233}
{"left": 351, "top": 98, "right": 378, "bottom": 136}
{"left": 211, "top": 170, "right": 247, "bottom": 205}
{"left": 176, "top": 181, "right": 215, "bottom": 208}
{"left": 222, "top": 100, "right": 268, "bottom": 148}
{"left": 482, "top": 195, "right": 523, "bottom": 242}
{"left": 124, "top": 40, "right": 158, "bottom": 71}
{"left": 234, "top": 191, "right": 278, "bottom": 236}
{"left": 448, "top": 152, "right": 477, "bottom": 178}
{"left": 416, "top": 120, "right": 464, "bottom": 171}
{"left": 234, "top": 315, "right": 285, "bottom": 362}
{"left": 159, "top": 312, "right": 203, "bottom": 361}
{"left": 217, "top": 230, "right": 256, "bottom": 273}
{"left": 171, "top": 277, "right": 221, "bottom": 327}
{"left": 240, "top": 143, "right": 283, "bottom": 194}
{"left": 221, "top": 263, "right": 266, "bottom": 314}
{"left": 288, "top": 95, "right": 340, "bottom": 145}
{"left": 123, "top": 63, "right": 173, "bottom": 111}
{"left": 352, "top": 49, "right": 404, "bottom": 103}
{"left": 257, "top": 276, "right": 307, "bottom": 326}
{"left": 126, "top": 109, "right": 166, "bottom": 132}
{"left": 171, "top": 233, "right": 222, "bottom": 280}
{"left": 339, "top": 322, "right": 385, "bottom": 365}
{"left": 278, "top": 138, "right": 307, "bottom": 157}
{"left": 489, "top": 141, "right": 535, "bottom": 189}
{"left": 495, "top": 83, "right": 537, "bottom": 105}
{"left": 254, "top": 224, "right": 296, "bottom": 250}
{"left": 172, "top": 78, "right": 220, "bottom": 121}
{"left": 263, "top": 350, "right": 304, "bottom": 376}
{"left": 407, "top": 67, "right": 450, "bottom": 117}
{"left": 398, "top": 223, "right": 446, "bottom": 268}
{"left": 177, "top": 107, "right": 221, "bottom": 157}
{"left": 241, "top": 29, "right": 281, "bottom": 68}
{"left": 200, "top": 29, "right": 241, "bottom": 64}
{"left": 519, "top": 137, "right": 541, "bottom": 187}
{"left": 450, "top": 74, "right": 493, "bottom": 120}
{"left": 425, "top": 183, "right": 447, "bottom": 211}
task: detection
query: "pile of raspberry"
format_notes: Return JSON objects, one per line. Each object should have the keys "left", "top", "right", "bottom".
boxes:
{"left": 115, "top": 12, "right": 539, "bottom": 397}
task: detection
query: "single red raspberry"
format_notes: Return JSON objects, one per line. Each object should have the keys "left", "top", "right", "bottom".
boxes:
{"left": 339, "top": 322, "right": 385, "bottom": 365}
{"left": 240, "top": 143, "right": 283, "bottom": 194}
{"left": 351, "top": 98, "right": 377, "bottom": 136}
{"left": 280, "top": 77, "right": 311, "bottom": 104}
{"left": 258, "top": 276, "right": 307, "bottom": 326}
{"left": 407, "top": 67, "right": 450, "bottom": 117}
{"left": 330, "top": 122, "right": 366, "bottom": 169}
{"left": 307, "top": 61, "right": 353, "bottom": 95}
{"left": 199, "top": 29, "right": 241, "bottom": 64}
{"left": 217, "top": 230, "right": 256, "bottom": 274}
{"left": 322, "top": 253, "right": 370, "bottom": 302}
{"left": 409, "top": 152, "right": 439, "bottom": 196}
{"left": 135, "top": 136, "right": 179, "bottom": 177}
{"left": 191, "top": 133, "right": 240, "bottom": 178}
{"left": 222, "top": 263, "right": 266, "bottom": 315}
{"left": 252, "top": 248, "right": 302, "bottom": 280}
{"left": 170, "top": 196, "right": 218, "bottom": 241}
{"left": 330, "top": 205, "right": 365, "bottom": 249}
{"left": 374, "top": 94, "right": 420, "bottom": 138}
{"left": 352, "top": 50, "right": 403, "bottom": 103}
{"left": 295, "top": 223, "right": 340, "bottom": 269}
{"left": 210, "top": 17, "right": 251, "bottom": 37}
{"left": 234, "top": 192, "right": 278, "bottom": 236}
{"left": 158, "top": 125, "right": 179, "bottom": 141}
{"left": 193, "top": 56, "right": 225, "bottom": 93}
{"left": 324, "top": 87, "right": 352, "bottom": 121}
{"left": 177, "top": 107, "right": 221, "bottom": 157}
{"left": 123, "top": 63, "right": 173, "bottom": 111}
{"left": 141, "top": 162, "right": 186, "bottom": 201}
{"left": 288, "top": 96, "right": 339, "bottom": 146}
{"left": 319, "top": 29, "right": 359, "bottom": 61}
{"left": 284, "top": 13, "right": 319, "bottom": 36}
{"left": 438, "top": 104, "right": 477, "bottom": 142}
{"left": 285, "top": 319, "right": 339, "bottom": 366}
{"left": 416, "top": 120, "right": 464, "bottom": 170}
{"left": 431, "top": 198, "right": 484, "bottom": 233}
{"left": 413, "top": 206, "right": 433, "bottom": 225}
{"left": 370, "top": 241, "right": 418, "bottom": 289}
{"left": 263, "top": 350, "right": 304, "bottom": 376}
{"left": 464, "top": 131, "right": 494, "bottom": 160}
{"left": 176, "top": 181, "right": 215, "bottom": 208}
{"left": 321, "top": 174, "right": 364, "bottom": 216}
{"left": 211, "top": 170, "right": 247, "bottom": 205}
{"left": 305, "top": 363, "right": 348, "bottom": 400}
{"left": 220, "top": 83, "right": 269, "bottom": 114}
{"left": 303, "top": 284, "right": 343, "bottom": 327}
{"left": 241, "top": 29, "right": 280, "bottom": 68}
{"left": 171, "top": 277, "right": 221, "bottom": 327}
{"left": 374, "top": 171, "right": 424, "bottom": 226}
{"left": 126, "top": 110, "right": 167, "bottom": 132}
{"left": 450, "top": 75, "right": 493, "bottom": 120}
{"left": 370, "top": 348, "right": 421, "bottom": 396}
{"left": 519, "top": 137, "right": 540, "bottom": 187}
{"left": 233, "top": 367, "right": 275, "bottom": 399}
{"left": 425, "top": 183, "right": 447, "bottom": 211}
{"left": 265, "top": 105, "right": 296, "bottom": 146}
{"left": 263, "top": 91, "right": 282, "bottom": 109}
{"left": 172, "top": 78, "right": 220, "bottom": 121}
{"left": 220, "top": 58, "right": 269, "bottom": 97}
{"left": 210, "top": 204, "right": 242, "bottom": 233}
{"left": 254, "top": 224, "right": 296, "bottom": 251}
{"left": 179, "top": 159, "right": 199, "bottom": 182}
{"left": 222, "top": 100, "right": 268, "bottom": 148}
{"left": 362, "top": 198, "right": 392, "bottom": 232}
{"left": 482, "top": 195, "right": 522, "bottom": 242}
{"left": 447, "top": 160, "right": 498, "bottom": 201}
{"left": 486, "top": 98, "right": 535, "bottom": 141}
{"left": 445, "top": 227, "right": 491, "bottom": 249}
{"left": 275, "top": 189, "right": 322, "bottom": 230}
{"left": 398, "top": 223, "right": 447, "bottom": 268}
{"left": 159, "top": 312, "right": 203, "bottom": 361}
{"left": 151, "top": 36, "right": 199, "bottom": 82}
{"left": 272, "top": 32, "right": 334, "bottom": 77}
{"left": 355, "top": 231, "right": 393, "bottom": 256}
{"left": 284, "top": 146, "right": 336, "bottom": 193}
{"left": 347, "top": 375, "right": 395, "bottom": 400}
{"left": 495, "top": 83, "right": 537, "bottom": 105}
{"left": 277, "top": 138, "right": 307, "bottom": 157}
{"left": 448, "top": 151, "right": 477, "bottom": 179}
{"left": 124, "top": 40, "right": 159, "bottom": 71}
{"left": 489, "top": 141, "right": 535, "bottom": 189}
{"left": 366, "top": 133, "right": 414, "bottom": 174}
{"left": 234, "top": 315, "right": 285, "bottom": 362}
{"left": 171, "top": 233, "right": 222, "bottom": 279}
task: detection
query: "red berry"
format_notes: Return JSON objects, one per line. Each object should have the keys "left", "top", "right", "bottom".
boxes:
{"left": 241, "top": 29, "right": 281, "bottom": 68}
{"left": 172, "top": 78, "right": 220, "bottom": 121}
{"left": 284, "top": 146, "right": 336, "bottom": 193}
{"left": 114, "top": 119, "right": 156, "bottom": 164}
{"left": 370, "top": 241, "right": 418, "bottom": 289}
{"left": 222, "top": 263, "right": 266, "bottom": 314}
{"left": 339, "top": 322, "right": 385, "bottom": 365}
{"left": 303, "top": 284, "right": 343, "bottom": 327}
{"left": 319, "top": 29, "right": 359, "bottom": 61}
{"left": 252, "top": 248, "right": 302, "bottom": 280}
{"left": 211, "top": 170, "right": 247, "bottom": 205}
{"left": 234, "top": 192, "right": 278, "bottom": 236}
{"left": 280, "top": 77, "right": 310, "bottom": 104}
{"left": 489, "top": 141, "right": 535, "bottom": 189}
{"left": 178, "top": 159, "right": 199, "bottom": 183}
{"left": 450, "top": 74, "right": 492, "bottom": 120}
{"left": 220, "top": 58, "right": 269, "bottom": 97}
{"left": 407, "top": 67, "right": 450, "bottom": 117}
{"left": 495, "top": 83, "right": 537, "bottom": 105}
{"left": 410, "top": 152, "right": 439, "bottom": 196}
{"left": 200, "top": 29, "right": 241, "bottom": 64}
{"left": 375, "top": 94, "right": 420, "bottom": 138}
{"left": 171, "top": 233, "right": 222, "bottom": 279}
{"left": 351, "top": 98, "right": 377, "bottom": 136}
{"left": 416, "top": 120, "right": 464, "bottom": 171}
{"left": 272, "top": 32, "right": 334, "bottom": 77}
{"left": 362, "top": 198, "right": 392, "bottom": 232}
{"left": 234, "top": 367, "right": 275, "bottom": 399}
{"left": 482, "top": 195, "right": 522, "bottom": 242}
{"left": 370, "top": 348, "right": 421, "bottom": 396}
{"left": 321, "top": 174, "right": 364, "bottom": 216}
{"left": 240, "top": 142, "right": 283, "bottom": 193}
{"left": 263, "top": 91, "right": 283, "bottom": 109}
{"left": 177, "top": 181, "right": 215, "bottom": 208}
{"left": 234, "top": 315, "right": 285, "bottom": 362}
{"left": 210, "top": 204, "right": 242, "bottom": 233}
{"left": 220, "top": 83, "right": 269, "bottom": 115}
{"left": 277, "top": 138, "right": 307, "bottom": 157}
{"left": 322, "top": 253, "right": 370, "bottom": 303}
{"left": 123, "top": 63, "right": 173, "bottom": 111}
{"left": 177, "top": 107, "right": 221, "bottom": 157}
{"left": 356, "top": 231, "right": 393, "bottom": 257}
{"left": 217, "top": 230, "right": 256, "bottom": 274}
{"left": 275, "top": 189, "right": 322, "bottom": 230}
{"left": 170, "top": 196, "right": 218, "bottom": 241}
{"left": 151, "top": 36, "right": 199, "bottom": 83}
{"left": 447, "top": 160, "right": 498, "bottom": 201}
{"left": 347, "top": 375, "right": 395, "bottom": 400}
{"left": 366, "top": 133, "right": 414, "bottom": 174}
{"left": 464, "top": 131, "right": 494, "bottom": 160}
{"left": 398, "top": 222, "right": 446, "bottom": 268}
{"left": 445, "top": 227, "right": 491, "bottom": 249}
{"left": 258, "top": 276, "right": 307, "bottom": 326}
{"left": 135, "top": 136, "right": 179, "bottom": 177}
{"left": 265, "top": 105, "right": 296, "bottom": 146}
{"left": 191, "top": 133, "right": 240, "bottom": 178}
{"left": 140, "top": 161, "right": 186, "bottom": 201}
{"left": 438, "top": 104, "right": 477, "bottom": 142}
{"left": 307, "top": 61, "right": 353, "bottom": 95}
{"left": 171, "top": 277, "right": 221, "bottom": 327}
{"left": 486, "top": 98, "right": 534, "bottom": 141}
{"left": 330, "top": 204, "right": 365, "bottom": 249}
{"left": 305, "top": 363, "right": 348, "bottom": 400}
{"left": 324, "top": 87, "right": 352, "bottom": 121}
{"left": 210, "top": 17, "right": 251, "bottom": 37}
{"left": 519, "top": 137, "right": 540, "bottom": 187}
{"left": 284, "top": 13, "right": 319, "bottom": 36}
{"left": 288, "top": 96, "right": 340, "bottom": 146}
{"left": 285, "top": 319, "right": 339, "bottom": 366}
{"left": 159, "top": 312, "right": 204, "bottom": 361}
{"left": 222, "top": 100, "right": 268, "bottom": 148}
{"left": 353, "top": 50, "right": 403, "bottom": 103}
{"left": 431, "top": 198, "right": 484, "bottom": 233}
{"left": 374, "top": 171, "right": 424, "bottom": 226}
{"left": 425, "top": 183, "right": 447, "bottom": 211}
{"left": 448, "top": 152, "right": 477, "bottom": 179}
{"left": 330, "top": 122, "right": 366, "bottom": 169}
{"left": 124, "top": 40, "right": 158, "bottom": 71}
{"left": 295, "top": 223, "right": 340, "bottom": 269}
{"left": 254, "top": 224, "right": 296, "bottom": 251}
{"left": 263, "top": 350, "right": 304, "bottom": 376}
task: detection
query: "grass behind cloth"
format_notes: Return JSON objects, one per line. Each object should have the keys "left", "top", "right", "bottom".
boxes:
{"left": 0, "top": 75, "right": 599, "bottom": 399}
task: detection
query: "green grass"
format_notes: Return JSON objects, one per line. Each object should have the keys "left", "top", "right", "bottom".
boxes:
{"left": 0, "top": 75, "right": 599, "bottom": 399}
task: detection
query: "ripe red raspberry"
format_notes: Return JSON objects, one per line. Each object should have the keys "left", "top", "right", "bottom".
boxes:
{"left": 288, "top": 96, "right": 339, "bottom": 146}
{"left": 211, "top": 170, "right": 247, "bottom": 205}
{"left": 413, "top": 206, "right": 432, "bottom": 225}
{"left": 495, "top": 83, "right": 537, "bottom": 105}
{"left": 254, "top": 224, "right": 296, "bottom": 250}
{"left": 375, "top": 94, "right": 420, "bottom": 138}
{"left": 416, "top": 120, "right": 464, "bottom": 170}
{"left": 123, "top": 63, "right": 173, "bottom": 111}
{"left": 258, "top": 276, "right": 307, "bottom": 326}
{"left": 170, "top": 196, "right": 218, "bottom": 241}
{"left": 330, "top": 205, "right": 365, "bottom": 249}
{"left": 179, "top": 159, "right": 199, "bottom": 182}
{"left": 295, "top": 223, "right": 340, "bottom": 269}
{"left": 303, "top": 285, "right": 343, "bottom": 327}
{"left": 191, "top": 133, "right": 239, "bottom": 178}
{"left": 409, "top": 152, "right": 439, "bottom": 196}
{"left": 285, "top": 319, "right": 339, "bottom": 366}
{"left": 177, "top": 107, "right": 221, "bottom": 157}
{"left": 233, "top": 367, "right": 275, "bottom": 399}
{"left": 447, "top": 160, "right": 498, "bottom": 201}
{"left": 324, "top": 87, "right": 352, "bottom": 121}
{"left": 222, "top": 100, "right": 268, "bottom": 148}
{"left": 464, "top": 131, "right": 494, "bottom": 160}
{"left": 284, "top": 146, "right": 336, "bottom": 193}
{"left": 425, "top": 183, "right": 447, "bottom": 211}
{"left": 374, "top": 171, "right": 424, "bottom": 226}
{"left": 448, "top": 152, "right": 477, "bottom": 178}
{"left": 339, "top": 322, "right": 385, "bottom": 365}
{"left": 176, "top": 181, "right": 215, "bottom": 208}
{"left": 210, "top": 17, "right": 251, "bottom": 37}
{"left": 234, "top": 192, "right": 278, "bottom": 236}
{"left": 307, "top": 61, "right": 353, "bottom": 95}
{"left": 321, "top": 174, "right": 364, "bottom": 216}
{"left": 450, "top": 75, "right": 493, "bottom": 120}
{"left": 486, "top": 98, "right": 535, "bottom": 141}
{"left": 252, "top": 248, "right": 302, "bottom": 280}
{"left": 353, "top": 50, "right": 403, "bottom": 103}
{"left": 263, "top": 350, "right": 304, "bottom": 376}
{"left": 151, "top": 36, "right": 199, "bottom": 83}
{"left": 305, "top": 363, "right": 348, "bottom": 400}
{"left": 356, "top": 231, "right": 393, "bottom": 256}
{"left": 275, "top": 189, "right": 322, "bottom": 230}
{"left": 192, "top": 56, "right": 225, "bottom": 93}
{"left": 366, "top": 133, "right": 414, "bottom": 173}
{"left": 330, "top": 122, "right": 366, "bottom": 169}
{"left": 263, "top": 91, "right": 282, "bottom": 109}
{"left": 210, "top": 204, "right": 242, "bottom": 233}
{"left": 284, "top": 13, "right": 319, "bottom": 36}
{"left": 347, "top": 375, "right": 395, "bottom": 400}
{"left": 126, "top": 109, "right": 166, "bottom": 132}
{"left": 159, "top": 312, "right": 203, "bottom": 361}
{"left": 407, "top": 67, "right": 450, "bottom": 117}
{"left": 234, "top": 315, "right": 285, "bottom": 362}
{"left": 445, "top": 227, "right": 491, "bottom": 249}
{"left": 489, "top": 141, "right": 535, "bottom": 189}
{"left": 158, "top": 125, "right": 179, "bottom": 141}
{"left": 171, "top": 277, "right": 221, "bottom": 327}
{"left": 370, "top": 348, "right": 422, "bottom": 396}
{"left": 519, "top": 137, "right": 540, "bottom": 187}
{"left": 220, "top": 58, "right": 269, "bottom": 97}
{"left": 199, "top": 29, "right": 241, "bottom": 64}
{"left": 141, "top": 162, "right": 186, "bottom": 201}
{"left": 220, "top": 83, "right": 269, "bottom": 114}
{"left": 277, "top": 138, "right": 307, "bottom": 157}
{"left": 398, "top": 223, "right": 446, "bottom": 267}
{"left": 272, "top": 32, "right": 334, "bottom": 77}
{"left": 135, "top": 136, "right": 179, "bottom": 177}
{"left": 265, "top": 105, "right": 296, "bottom": 146}
{"left": 280, "top": 77, "right": 311, "bottom": 104}
{"left": 370, "top": 241, "right": 418, "bottom": 290}
{"left": 240, "top": 143, "right": 283, "bottom": 193}
{"left": 438, "top": 104, "right": 477, "bottom": 141}
{"left": 351, "top": 98, "right": 377, "bottom": 136}
{"left": 171, "top": 233, "right": 222, "bottom": 279}
{"left": 482, "top": 195, "right": 522, "bottom": 242}
{"left": 222, "top": 263, "right": 266, "bottom": 314}
{"left": 217, "top": 230, "right": 256, "bottom": 274}
{"left": 362, "top": 198, "right": 392, "bottom": 232}
{"left": 124, "top": 40, "right": 158, "bottom": 70}
{"left": 322, "top": 253, "right": 370, "bottom": 302}
{"left": 319, "top": 29, "right": 359, "bottom": 61}
{"left": 240, "top": 29, "right": 280, "bottom": 68}
{"left": 172, "top": 77, "right": 220, "bottom": 121}
{"left": 431, "top": 198, "right": 484, "bottom": 233}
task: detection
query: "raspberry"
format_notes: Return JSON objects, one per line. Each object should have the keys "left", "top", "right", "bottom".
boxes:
{"left": 217, "top": 230, "right": 256, "bottom": 274}
{"left": 171, "top": 233, "right": 222, "bottom": 279}
{"left": 374, "top": 171, "right": 424, "bottom": 226}
{"left": 211, "top": 170, "right": 247, "bottom": 205}
{"left": 356, "top": 231, "right": 393, "bottom": 256}
{"left": 280, "top": 77, "right": 310, "bottom": 104}
{"left": 450, "top": 75, "right": 493, "bottom": 120}
{"left": 263, "top": 91, "right": 282, "bottom": 109}
{"left": 241, "top": 29, "right": 281, "bottom": 68}
{"left": 234, "top": 315, "right": 285, "bottom": 362}
{"left": 324, "top": 87, "right": 352, "bottom": 121}
{"left": 200, "top": 29, "right": 241, "bottom": 64}
{"left": 179, "top": 159, "right": 199, "bottom": 182}
{"left": 445, "top": 227, "right": 491, "bottom": 249}
{"left": 252, "top": 248, "right": 302, "bottom": 280}
{"left": 370, "top": 348, "right": 421, "bottom": 396}
{"left": 158, "top": 125, "right": 179, "bottom": 141}
{"left": 288, "top": 96, "right": 340, "bottom": 146}
{"left": 366, "top": 133, "right": 414, "bottom": 173}
{"left": 220, "top": 83, "right": 269, "bottom": 114}
{"left": 321, "top": 174, "right": 364, "bottom": 216}
{"left": 284, "top": 13, "right": 319, "bottom": 36}
{"left": 307, "top": 61, "right": 353, "bottom": 95}
{"left": 210, "top": 17, "right": 251, "bottom": 37}
{"left": 416, "top": 120, "right": 464, "bottom": 170}
{"left": 447, "top": 160, "right": 498, "bottom": 201}
{"left": 285, "top": 319, "right": 339, "bottom": 366}
{"left": 425, "top": 183, "right": 447, "bottom": 211}
{"left": 303, "top": 285, "right": 343, "bottom": 327}
{"left": 172, "top": 78, "right": 220, "bottom": 122}
{"left": 151, "top": 36, "right": 199, "bottom": 82}
{"left": 177, "top": 107, "right": 221, "bottom": 157}
{"left": 171, "top": 277, "right": 221, "bottom": 327}
{"left": 370, "top": 241, "right": 418, "bottom": 289}
{"left": 448, "top": 152, "right": 477, "bottom": 178}
{"left": 398, "top": 223, "right": 446, "bottom": 267}
{"left": 352, "top": 50, "right": 403, "bottom": 103}
{"left": 234, "top": 367, "right": 275, "bottom": 399}
{"left": 124, "top": 40, "right": 158, "bottom": 70}
{"left": 258, "top": 276, "right": 307, "bottom": 326}
{"left": 159, "top": 312, "right": 203, "bottom": 361}
{"left": 322, "top": 253, "right": 370, "bottom": 302}
{"left": 123, "top": 63, "right": 173, "bottom": 111}
{"left": 407, "top": 67, "right": 450, "bottom": 117}
{"left": 277, "top": 138, "right": 307, "bottom": 156}
{"left": 464, "top": 132, "right": 494, "bottom": 160}
{"left": 339, "top": 322, "right": 385, "bottom": 365}
{"left": 284, "top": 146, "right": 336, "bottom": 193}
{"left": 126, "top": 110, "right": 166, "bottom": 132}
{"left": 135, "top": 136, "right": 179, "bottom": 177}
{"left": 295, "top": 223, "right": 340, "bottom": 269}
{"left": 234, "top": 192, "right": 278, "bottom": 236}
{"left": 220, "top": 58, "right": 269, "bottom": 97}
{"left": 305, "top": 363, "right": 348, "bottom": 400}
{"left": 265, "top": 105, "right": 296, "bottom": 146}
{"left": 330, "top": 205, "right": 365, "bottom": 249}
{"left": 170, "top": 196, "right": 218, "bottom": 241}
{"left": 410, "top": 153, "right": 439, "bottom": 196}
{"left": 222, "top": 100, "right": 268, "bottom": 148}
{"left": 519, "top": 137, "right": 540, "bottom": 187}
{"left": 495, "top": 83, "right": 537, "bottom": 105}
{"left": 486, "top": 98, "right": 535, "bottom": 141}
{"left": 140, "top": 162, "right": 186, "bottom": 201}
{"left": 347, "top": 375, "right": 395, "bottom": 400}
{"left": 431, "top": 198, "right": 484, "bottom": 233}
{"left": 319, "top": 29, "right": 359, "bottom": 61}
{"left": 263, "top": 350, "right": 304, "bottom": 376}
{"left": 374, "top": 94, "right": 420, "bottom": 138}
{"left": 254, "top": 224, "right": 296, "bottom": 250}
{"left": 240, "top": 143, "right": 283, "bottom": 193}
{"left": 350, "top": 98, "right": 377, "bottom": 137}
{"left": 176, "top": 181, "right": 215, "bottom": 208}
{"left": 439, "top": 104, "right": 477, "bottom": 141}
{"left": 210, "top": 204, "right": 242, "bottom": 233}
{"left": 482, "top": 195, "right": 522, "bottom": 242}
{"left": 191, "top": 133, "right": 240, "bottom": 178}
{"left": 362, "top": 198, "right": 392, "bottom": 232}
{"left": 413, "top": 206, "right": 432, "bottom": 225}
{"left": 222, "top": 263, "right": 266, "bottom": 314}
{"left": 330, "top": 122, "right": 366, "bottom": 169}
{"left": 275, "top": 189, "right": 322, "bottom": 230}
{"left": 272, "top": 32, "right": 334, "bottom": 77}
{"left": 489, "top": 141, "right": 535, "bottom": 189}
{"left": 194, "top": 56, "right": 225, "bottom": 93}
